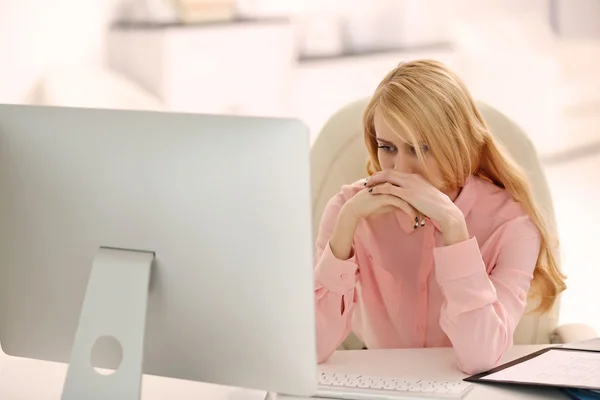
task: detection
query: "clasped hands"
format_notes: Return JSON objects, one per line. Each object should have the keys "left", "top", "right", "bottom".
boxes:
{"left": 363, "top": 171, "right": 470, "bottom": 246}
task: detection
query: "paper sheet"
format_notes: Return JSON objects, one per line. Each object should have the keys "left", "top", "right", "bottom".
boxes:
{"left": 562, "top": 337, "right": 600, "bottom": 352}
{"left": 484, "top": 349, "right": 600, "bottom": 388}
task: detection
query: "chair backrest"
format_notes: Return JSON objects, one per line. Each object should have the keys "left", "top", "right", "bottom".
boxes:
{"left": 310, "top": 98, "right": 561, "bottom": 346}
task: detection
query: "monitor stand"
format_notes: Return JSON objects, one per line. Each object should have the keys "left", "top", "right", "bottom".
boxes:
{"left": 61, "top": 247, "right": 155, "bottom": 400}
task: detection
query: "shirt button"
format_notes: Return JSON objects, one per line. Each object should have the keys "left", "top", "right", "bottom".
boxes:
{"left": 340, "top": 273, "right": 350, "bottom": 281}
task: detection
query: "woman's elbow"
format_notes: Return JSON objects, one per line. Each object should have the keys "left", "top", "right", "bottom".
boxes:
{"left": 456, "top": 351, "right": 505, "bottom": 375}
{"left": 458, "top": 359, "right": 497, "bottom": 375}
{"left": 316, "top": 345, "right": 336, "bottom": 364}
{"left": 315, "top": 326, "right": 338, "bottom": 364}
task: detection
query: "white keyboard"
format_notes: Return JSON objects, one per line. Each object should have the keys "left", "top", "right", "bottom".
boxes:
{"left": 316, "top": 372, "right": 473, "bottom": 399}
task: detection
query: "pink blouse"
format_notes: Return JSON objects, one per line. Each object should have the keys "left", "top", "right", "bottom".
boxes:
{"left": 313, "top": 175, "right": 541, "bottom": 374}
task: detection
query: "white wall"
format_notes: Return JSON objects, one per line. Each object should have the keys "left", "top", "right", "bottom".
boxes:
{"left": 0, "top": 0, "right": 117, "bottom": 103}
{"left": 441, "top": 0, "right": 550, "bottom": 22}
{"left": 554, "top": 0, "right": 600, "bottom": 39}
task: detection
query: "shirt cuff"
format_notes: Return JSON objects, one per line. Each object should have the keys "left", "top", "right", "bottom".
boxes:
{"left": 434, "top": 236, "right": 497, "bottom": 315}
{"left": 314, "top": 242, "right": 358, "bottom": 294}
{"left": 433, "top": 237, "right": 487, "bottom": 282}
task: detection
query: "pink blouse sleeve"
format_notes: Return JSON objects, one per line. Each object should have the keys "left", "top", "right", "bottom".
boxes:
{"left": 313, "top": 192, "right": 360, "bottom": 363}
{"left": 433, "top": 215, "right": 541, "bottom": 374}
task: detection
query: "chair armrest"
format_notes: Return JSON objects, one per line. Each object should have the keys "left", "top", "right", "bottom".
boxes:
{"left": 551, "top": 323, "right": 598, "bottom": 344}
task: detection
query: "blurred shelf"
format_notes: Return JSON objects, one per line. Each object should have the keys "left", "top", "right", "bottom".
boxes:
{"left": 110, "top": 16, "right": 291, "bottom": 30}
{"left": 298, "top": 42, "right": 453, "bottom": 64}
{"left": 106, "top": 19, "right": 458, "bottom": 141}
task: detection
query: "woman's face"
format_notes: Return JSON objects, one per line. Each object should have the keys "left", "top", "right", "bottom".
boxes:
{"left": 372, "top": 109, "right": 446, "bottom": 191}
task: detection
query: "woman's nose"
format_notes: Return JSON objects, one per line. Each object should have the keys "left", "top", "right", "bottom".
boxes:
{"left": 394, "top": 156, "right": 414, "bottom": 174}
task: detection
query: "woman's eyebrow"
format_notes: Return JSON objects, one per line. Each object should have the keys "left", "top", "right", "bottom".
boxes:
{"left": 376, "top": 138, "right": 395, "bottom": 145}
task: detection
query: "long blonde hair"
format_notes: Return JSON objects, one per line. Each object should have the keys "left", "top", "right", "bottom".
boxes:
{"left": 363, "top": 59, "right": 566, "bottom": 313}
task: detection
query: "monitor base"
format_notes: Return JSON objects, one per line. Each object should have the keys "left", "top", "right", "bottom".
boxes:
{"left": 61, "top": 247, "right": 154, "bottom": 400}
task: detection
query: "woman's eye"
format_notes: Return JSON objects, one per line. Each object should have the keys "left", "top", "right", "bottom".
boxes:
{"left": 377, "top": 145, "right": 395, "bottom": 152}
{"left": 408, "top": 144, "right": 428, "bottom": 156}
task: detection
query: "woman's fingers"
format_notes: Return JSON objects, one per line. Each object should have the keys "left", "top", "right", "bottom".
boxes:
{"left": 381, "top": 195, "right": 417, "bottom": 221}
{"left": 368, "top": 182, "right": 409, "bottom": 199}
{"left": 365, "top": 171, "right": 417, "bottom": 189}
{"left": 370, "top": 183, "right": 426, "bottom": 228}
{"left": 416, "top": 211, "right": 426, "bottom": 228}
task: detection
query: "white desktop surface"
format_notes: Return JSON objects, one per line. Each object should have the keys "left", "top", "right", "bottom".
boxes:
{"left": 0, "top": 345, "right": 568, "bottom": 399}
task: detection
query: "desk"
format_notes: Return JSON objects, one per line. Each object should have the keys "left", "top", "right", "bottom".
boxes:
{"left": 0, "top": 345, "right": 568, "bottom": 399}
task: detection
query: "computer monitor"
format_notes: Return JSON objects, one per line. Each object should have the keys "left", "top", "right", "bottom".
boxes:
{"left": 0, "top": 104, "right": 317, "bottom": 399}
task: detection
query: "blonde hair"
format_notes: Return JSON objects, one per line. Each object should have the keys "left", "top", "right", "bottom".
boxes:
{"left": 363, "top": 59, "right": 566, "bottom": 314}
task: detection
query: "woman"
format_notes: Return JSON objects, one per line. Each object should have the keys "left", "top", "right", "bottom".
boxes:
{"left": 313, "top": 59, "right": 566, "bottom": 374}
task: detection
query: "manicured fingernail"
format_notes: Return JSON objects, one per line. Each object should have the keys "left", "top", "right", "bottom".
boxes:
{"left": 413, "top": 223, "right": 418, "bottom": 230}
{"left": 415, "top": 217, "right": 418, "bottom": 222}
{"left": 368, "top": 188, "right": 373, "bottom": 193}
{"left": 421, "top": 220, "right": 425, "bottom": 226}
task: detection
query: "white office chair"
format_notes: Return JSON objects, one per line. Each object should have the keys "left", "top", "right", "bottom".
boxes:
{"left": 310, "top": 98, "right": 598, "bottom": 350}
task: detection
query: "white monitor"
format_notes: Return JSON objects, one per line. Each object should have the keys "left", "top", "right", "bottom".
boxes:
{"left": 0, "top": 104, "right": 317, "bottom": 399}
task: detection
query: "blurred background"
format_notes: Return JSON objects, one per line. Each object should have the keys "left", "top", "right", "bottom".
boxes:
{"left": 1, "top": 0, "right": 599, "bottom": 333}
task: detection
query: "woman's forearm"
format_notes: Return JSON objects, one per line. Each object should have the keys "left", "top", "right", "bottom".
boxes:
{"left": 329, "top": 205, "right": 360, "bottom": 260}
